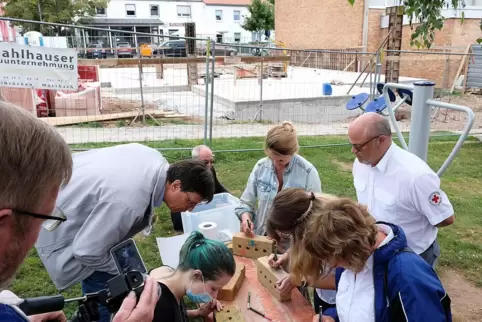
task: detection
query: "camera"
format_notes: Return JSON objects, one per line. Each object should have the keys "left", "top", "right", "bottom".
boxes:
{"left": 20, "top": 239, "right": 159, "bottom": 322}
{"left": 71, "top": 238, "right": 150, "bottom": 320}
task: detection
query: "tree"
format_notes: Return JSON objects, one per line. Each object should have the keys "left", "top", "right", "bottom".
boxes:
{"left": 242, "top": 0, "right": 274, "bottom": 40}
{"left": 4, "top": 0, "right": 108, "bottom": 35}
{"left": 348, "top": 0, "right": 482, "bottom": 48}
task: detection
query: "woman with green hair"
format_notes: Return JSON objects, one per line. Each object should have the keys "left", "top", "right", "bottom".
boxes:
{"left": 150, "top": 231, "right": 236, "bottom": 321}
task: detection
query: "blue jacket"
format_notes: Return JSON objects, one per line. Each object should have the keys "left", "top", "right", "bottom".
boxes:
{"left": 0, "top": 304, "right": 28, "bottom": 321}
{"left": 324, "top": 223, "right": 452, "bottom": 322}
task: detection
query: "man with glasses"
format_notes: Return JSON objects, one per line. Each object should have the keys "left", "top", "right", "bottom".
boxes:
{"left": 348, "top": 112, "right": 454, "bottom": 268}
{"left": 0, "top": 102, "right": 159, "bottom": 322}
{"left": 35, "top": 143, "right": 214, "bottom": 322}
{"left": 170, "top": 145, "right": 229, "bottom": 232}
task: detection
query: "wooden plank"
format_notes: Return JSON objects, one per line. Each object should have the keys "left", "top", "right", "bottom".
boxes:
{"left": 204, "top": 257, "right": 314, "bottom": 322}
{"left": 232, "top": 233, "right": 274, "bottom": 259}
{"left": 215, "top": 303, "right": 245, "bottom": 322}
{"left": 343, "top": 58, "right": 356, "bottom": 71}
{"left": 41, "top": 110, "right": 185, "bottom": 126}
{"left": 78, "top": 56, "right": 291, "bottom": 68}
{"left": 218, "top": 263, "right": 246, "bottom": 301}
{"left": 462, "top": 46, "right": 473, "bottom": 93}
{"left": 256, "top": 255, "right": 291, "bottom": 302}
{"left": 450, "top": 44, "right": 471, "bottom": 94}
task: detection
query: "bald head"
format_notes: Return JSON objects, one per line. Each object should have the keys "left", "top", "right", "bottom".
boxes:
{"left": 348, "top": 112, "right": 393, "bottom": 166}
{"left": 192, "top": 145, "right": 214, "bottom": 168}
{"left": 348, "top": 112, "right": 392, "bottom": 140}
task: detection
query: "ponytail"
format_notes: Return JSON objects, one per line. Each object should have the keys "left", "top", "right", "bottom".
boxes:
{"left": 178, "top": 231, "right": 235, "bottom": 281}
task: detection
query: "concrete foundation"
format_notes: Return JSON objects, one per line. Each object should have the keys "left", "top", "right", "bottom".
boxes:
{"left": 234, "top": 95, "right": 359, "bottom": 123}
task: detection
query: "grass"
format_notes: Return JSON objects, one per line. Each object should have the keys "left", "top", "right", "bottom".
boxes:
{"left": 9, "top": 133, "right": 482, "bottom": 317}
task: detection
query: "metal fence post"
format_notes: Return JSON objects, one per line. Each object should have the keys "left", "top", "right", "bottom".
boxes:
{"left": 408, "top": 81, "right": 436, "bottom": 162}
{"left": 203, "top": 38, "right": 211, "bottom": 146}
{"left": 209, "top": 41, "right": 216, "bottom": 148}
{"left": 138, "top": 60, "right": 146, "bottom": 125}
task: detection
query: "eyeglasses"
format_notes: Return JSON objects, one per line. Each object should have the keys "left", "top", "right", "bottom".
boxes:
{"left": 185, "top": 192, "right": 207, "bottom": 209}
{"left": 278, "top": 231, "right": 291, "bottom": 240}
{"left": 350, "top": 135, "right": 382, "bottom": 152}
{"left": 12, "top": 208, "right": 67, "bottom": 232}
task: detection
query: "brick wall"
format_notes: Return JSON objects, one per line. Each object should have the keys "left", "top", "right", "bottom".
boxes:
{"left": 377, "top": 18, "right": 481, "bottom": 88}
{"left": 275, "top": 0, "right": 365, "bottom": 49}
{"left": 367, "top": 8, "right": 385, "bottom": 53}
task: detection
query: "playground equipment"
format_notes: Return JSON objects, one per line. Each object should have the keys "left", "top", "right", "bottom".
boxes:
{"left": 346, "top": 81, "right": 475, "bottom": 177}
{"left": 346, "top": 82, "right": 412, "bottom": 116}
{"left": 385, "top": 81, "right": 474, "bottom": 177}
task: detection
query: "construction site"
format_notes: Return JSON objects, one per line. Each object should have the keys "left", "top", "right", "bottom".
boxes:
{"left": 1, "top": 13, "right": 481, "bottom": 144}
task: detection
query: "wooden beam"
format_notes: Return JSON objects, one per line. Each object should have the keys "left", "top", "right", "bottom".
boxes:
{"left": 450, "top": 44, "right": 471, "bottom": 94}
{"left": 78, "top": 56, "right": 291, "bottom": 68}
{"left": 41, "top": 110, "right": 185, "bottom": 126}
{"left": 462, "top": 46, "right": 472, "bottom": 93}
{"left": 343, "top": 58, "right": 356, "bottom": 71}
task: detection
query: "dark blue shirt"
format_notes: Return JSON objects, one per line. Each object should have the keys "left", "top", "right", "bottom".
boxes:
{"left": 0, "top": 303, "right": 28, "bottom": 321}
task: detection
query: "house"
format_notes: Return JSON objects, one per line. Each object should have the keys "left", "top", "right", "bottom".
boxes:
{"left": 79, "top": 0, "right": 254, "bottom": 49}
{"left": 275, "top": 0, "right": 482, "bottom": 86}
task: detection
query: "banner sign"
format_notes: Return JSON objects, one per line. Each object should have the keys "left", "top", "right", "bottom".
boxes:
{"left": 0, "top": 42, "right": 78, "bottom": 90}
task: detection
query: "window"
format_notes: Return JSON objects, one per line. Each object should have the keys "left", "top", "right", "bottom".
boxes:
{"left": 96, "top": 8, "right": 106, "bottom": 15}
{"left": 216, "top": 33, "right": 223, "bottom": 43}
{"left": 125, "top": 4, "right": 136, "bottom": 17}
{"left": 233, "top": 10, "right": 240, "bottom": 21}
{"left": 150, "top": 5, "right": 159, "bottom": 16}
{"left": 168, "top": 29, "right": 179, "bottom": 40}
{"left": 234, "top": 32, "right": 241, "bottom": 42}
{"left": 177, "top": 5, "right": 191, "bottom": 17}
{"left": 215, "top": 9, "right": 222, "bottom": 21}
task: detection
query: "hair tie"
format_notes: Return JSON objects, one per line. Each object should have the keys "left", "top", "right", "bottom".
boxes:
{"left": 295, "top": 192, "right": 315, "bottom": 224}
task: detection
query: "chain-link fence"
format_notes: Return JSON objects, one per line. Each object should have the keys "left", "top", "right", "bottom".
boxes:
{"left": 1, "top": 17, "right": 482, "bottom": 152}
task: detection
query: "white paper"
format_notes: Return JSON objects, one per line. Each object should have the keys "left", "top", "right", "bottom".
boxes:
{"left": 156, "top": 233, "right": 190, "bottom": 269}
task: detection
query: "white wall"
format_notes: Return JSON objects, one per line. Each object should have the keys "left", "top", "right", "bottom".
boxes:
{"left": 97, "top": 0, "right": 252, "bottom": 43}
{"left": 201, "top": 5, "right": 251, "bottom": 41}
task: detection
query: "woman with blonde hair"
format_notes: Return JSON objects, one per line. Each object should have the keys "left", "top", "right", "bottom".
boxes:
{"left": 234, "top": 122, "right": 335, "bottom": 309}
{"left": 268, "top": 188, "right": 452, "bottom": 322}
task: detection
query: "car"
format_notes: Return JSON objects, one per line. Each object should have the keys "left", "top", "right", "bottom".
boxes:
{"left": 197, "top": 43, "right": 238, "bottom": 57}
{"left": 116, "top": 42, "right": 134, "bottom": 58}
{"left": 85, "top": 44, "right": 107, "bottom": 59}
{"left": 157, "top": 40, "right": 187, "bottom": 57}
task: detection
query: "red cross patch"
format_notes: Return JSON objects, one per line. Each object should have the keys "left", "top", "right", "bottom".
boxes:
{"left": 429, "top": 192, "right": 442, "bottom": 205}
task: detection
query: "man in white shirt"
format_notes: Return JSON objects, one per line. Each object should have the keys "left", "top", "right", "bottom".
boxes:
{"left": 347, "top": 112, "right": 455, "bottom": 268}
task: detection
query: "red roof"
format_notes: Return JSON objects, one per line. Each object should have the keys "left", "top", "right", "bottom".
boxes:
{"left": 203, "top": 0, "right": 251, "bottom": 5}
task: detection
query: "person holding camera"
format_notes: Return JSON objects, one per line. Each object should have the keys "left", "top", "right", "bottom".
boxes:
{"left": 0, "top": 101, "right": 159, "bottom": 322}
{"left": 35, "top": 143, "right": 214, "bottom": 322}
{"left": 149, "top": 231, "right": 236, "bottom": 321}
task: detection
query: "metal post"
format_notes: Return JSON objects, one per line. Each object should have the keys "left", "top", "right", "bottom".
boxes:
{"left": 375, "top": 52, "right": 382, "bottom": 90}
{"left": 408, "top": 81, "right": 435, "bottom": 162}
{"left": 259, "top": 60, "right": 263, "bottom": 121}
{"left": 209, "top": 41, "right": 216, "bottom": 147}
{"left": 203, "top": 38, "right": 211, "bottom": 146}
{"left": 138, "top": 61, "right": 146, "bottom": 125}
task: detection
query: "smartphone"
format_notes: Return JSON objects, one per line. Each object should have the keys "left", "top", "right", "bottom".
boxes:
{"left": 110, "top": 238, "right": 147, "bottom": 275}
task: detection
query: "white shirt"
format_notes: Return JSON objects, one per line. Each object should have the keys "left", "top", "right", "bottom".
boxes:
{"left": 336, "top": 224, "right": 394, "bottom": 322}
{"left": 316, "top": 267, "right": 337, "bottom": 304}
{"left": 352, "top": 143, "right": 454, "bottom": 254}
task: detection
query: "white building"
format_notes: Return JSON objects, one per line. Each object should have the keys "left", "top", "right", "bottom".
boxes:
{"left": 80, "top": 0, "right": 255, "bottom": 48}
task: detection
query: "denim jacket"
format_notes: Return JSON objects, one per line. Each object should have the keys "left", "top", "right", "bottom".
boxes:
{"left": 234, "top": 154, "right": 322, "bottom": 236}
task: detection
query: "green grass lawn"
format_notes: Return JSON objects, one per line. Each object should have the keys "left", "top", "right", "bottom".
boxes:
{"left": 10, "top": 134, "right": 482, "bottom": 317}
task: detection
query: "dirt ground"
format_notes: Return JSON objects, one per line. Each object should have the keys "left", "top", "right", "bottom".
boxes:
{"left": 394, "top": 93, "right": 482, "bottom": 133}
{"left": 101, "top": 97, "right": 158, "bottom": 114}
{"left": 439, "top": 269, "right": 482, "bottom": 322}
